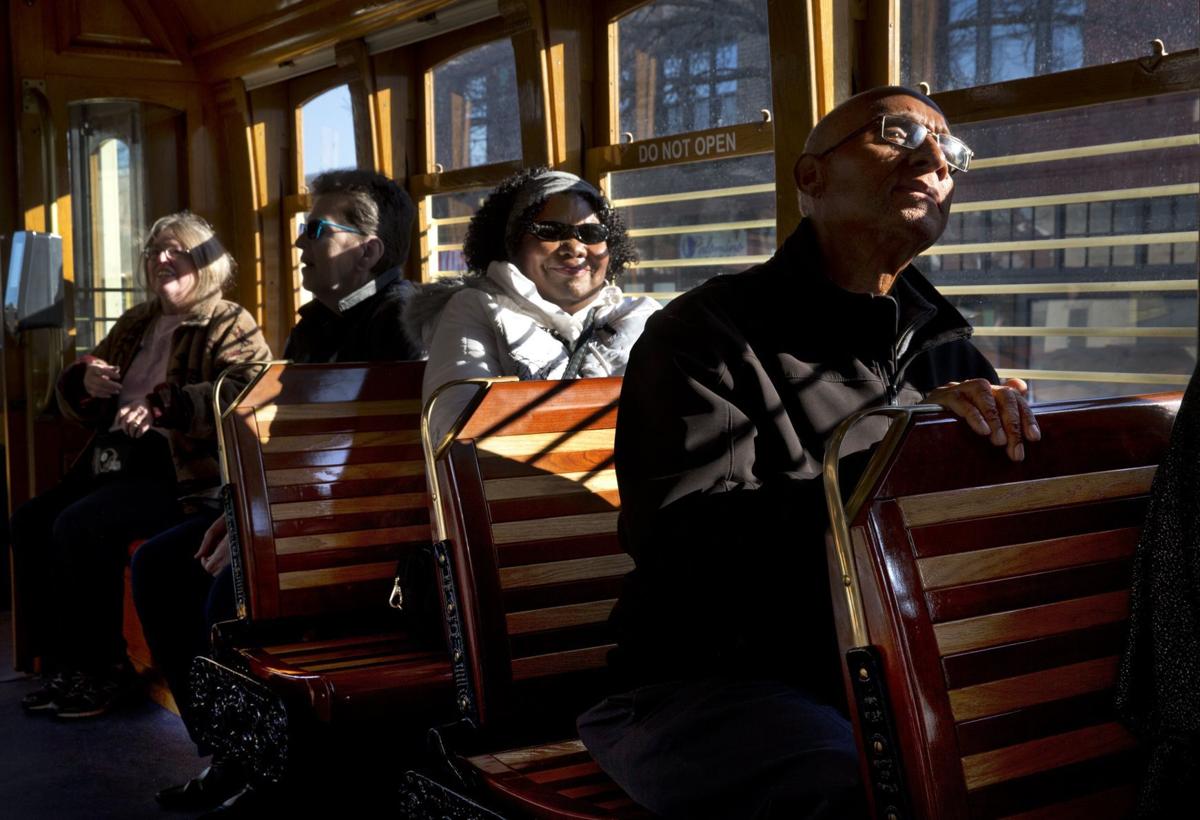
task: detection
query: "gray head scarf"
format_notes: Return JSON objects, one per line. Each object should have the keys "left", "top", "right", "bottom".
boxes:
{"left": 504, "top": 170, "right": 607, "bottom": 252}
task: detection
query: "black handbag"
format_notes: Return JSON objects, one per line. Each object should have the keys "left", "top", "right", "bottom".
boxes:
{"left": 86, "top": 429, "right": 175, "bottom": 485}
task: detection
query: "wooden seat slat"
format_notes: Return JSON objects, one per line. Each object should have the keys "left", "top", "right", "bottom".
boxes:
{"left": 915, "top": 528, "right": 1138, "bottom": 588}
{"left": 502, "top": 577, "right": 625, "bottom": 614}
{"left": 270, "top": 492, "right": 426, "bottom": 520}
{"left": 925, "top": 558, "right": 1132, "bottom": 622}
{"left": 966, "top": 749, "right": 1140, "bottom": 819}
{"left": 510, "top": 644, "right": 613, "bottom": 680}
{"left": 477, "top": 448, "right": 615, "bottom": 479}
{"left": 941, "top": 621, "right": 1126, "bottom": 689}
{"left": 261, "top": 444, "right": 424, "bottom": 470}
{"left": 907, "top": 496, "right": 1149, "bottom": 558}
{"left": 954, "top": 689, "right": 1117, "bottom": 756}
{"left": 489, "top": 738, "right": 588, "bottom": 768}
{"left": 506, "top": 599, "right": 618, "bottom": 635}
{"left": 896, "top": 465, "right": 1156, "bottom": 526}
{"left": 277, "top": 560, "right": 395, "bottom": 591}
{"left": 476, "top": 428, "right": 616, "bottom": 459}
{"left": 498, "top": 553, "right": 632, "bottom": 589}
{"left": 274, "top": 525, "right": 428, "bottom": 555}
{"left": 496, "top": 533, "right": 623, "bottom": 568}
{"left": 961, "top": 722, "right": 1136, "bottom": 791}
{"left": 947, "top": 656, "right": 1118, "bottom": 721}
{"left": 260, "top": 429, "right": 419, "bottom": 453}
{"left": 258, "top": 412, "right": 421, "bottom": 438}
{"left": 266, "top": 474, "right": 428, "bottom": 502}
{"left": 255, "top": 398, "right": 421, "bottom": 421}
{"left": 493, "top": 512, "right": 620, "bottom": 545}
{"left": 484, "top": 470, "right": 620, "bottom": 500}
{"left": 266, "top": 460, "right": 424, "bottom": 486}
{"left": 262, "top": 632, "right": 411, "bottom": 655}
{"left": 525, "top": 760, "right": 604, "bottom": 784}
{"left": 271, "top": 509, "right": 427, "bottom": 542}
{"left": 1000, "top": 784, "right": 1136, "bottom": 820}
{"left": 932, "top": 589, "right": 1128, "bottom": 655}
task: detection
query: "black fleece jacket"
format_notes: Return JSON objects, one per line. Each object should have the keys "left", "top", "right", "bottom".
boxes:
{"left": 607, "top": 219, "right": 998, "bottom": 695}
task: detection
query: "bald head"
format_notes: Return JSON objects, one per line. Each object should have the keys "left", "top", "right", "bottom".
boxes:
{"left": 804, "top": 86, "right": 946, "bottom": 156}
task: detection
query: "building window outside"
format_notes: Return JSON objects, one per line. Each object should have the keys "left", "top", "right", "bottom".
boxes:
{"left": 904, "top": 0, "right": 1199, "bottom": 92}
{"left": 432, "top": 39, "right": 520, "bottom": 172}
{"left": 618, "top": 0, "right": 770, "bottom": 141}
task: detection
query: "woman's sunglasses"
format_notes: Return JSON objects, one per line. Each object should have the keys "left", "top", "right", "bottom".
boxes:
{"left": 527, "top": 221, "right": 609, "bottom": 245}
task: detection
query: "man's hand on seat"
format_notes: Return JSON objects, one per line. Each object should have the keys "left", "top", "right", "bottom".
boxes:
{"left": 194, "top": 515, "right": 231, "bottom": 576}
{"left": 925, "top": 377, "right": 1041, "bottom": 462}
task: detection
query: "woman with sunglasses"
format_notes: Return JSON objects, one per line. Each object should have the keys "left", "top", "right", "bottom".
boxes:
{"left": 409, "top": 167, "right": 659, "bottom": 435}
{"left": 11, "top": 211, "right": 270, "bottom": 719}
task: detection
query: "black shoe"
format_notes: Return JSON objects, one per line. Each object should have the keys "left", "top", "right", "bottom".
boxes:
{"left": 156, "top": 757, "right": 247, "bottom": 811}
{"left": 53, "top": 662, "right": 137, "bottom": 720}
{"left": 20, "top": 672, "right": 80, "bottom": 714}
{"left": 197, "top": 784, "right": 263, "bottom": 819}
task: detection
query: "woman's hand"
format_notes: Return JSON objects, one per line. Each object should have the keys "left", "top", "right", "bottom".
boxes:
{"left": 83, "top": 359, "right": 122, "bottom": 399}
{"left": 116, "top": 398, "right": 154, "bottom": 438}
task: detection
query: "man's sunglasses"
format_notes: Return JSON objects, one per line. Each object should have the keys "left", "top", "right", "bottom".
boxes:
{"left": 821, "top": 115, "right": 974, "bottom": 173}
{"left": 527, "top": 221, "right": 609, "bottom": 245}
{"left": 299, "top": 218, "right": 366, "bottom": 241}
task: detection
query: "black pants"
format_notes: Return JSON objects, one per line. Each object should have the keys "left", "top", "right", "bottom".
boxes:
{"left": 9, "top": 469, "right": 185, "bottom": 672}
{"left": 130, "top": 511, "right": 235, "bottom": 749}
{"left": 578, "top": 678, "right": 868, "bottom": 820}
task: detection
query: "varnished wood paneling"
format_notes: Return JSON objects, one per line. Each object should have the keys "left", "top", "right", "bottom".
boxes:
{"left": 493, "top": 512, "right": 621, "bottom": 546}
{"left": 506, "top": 599, "right": 617, "bottom": 635}
{"left": 498, "top": 554, "right": 632, "bottom": 589}
{"left": 948, "top": 656, "right": 1119, "bottom": 722}
{"left": 961, "top": 722, "right": 1136, "bottom": 791}
{"left": 955, "top": 689, "right": 1117, "bottom": 757}
{"left": 916, "top": 528, "right": 1138, "bottom": 589}
{"left": 898, "top": 466, "right": 1156, "bottom": 527}
{"left": 933, "top": 591, "right": 1128, "bottom": 655}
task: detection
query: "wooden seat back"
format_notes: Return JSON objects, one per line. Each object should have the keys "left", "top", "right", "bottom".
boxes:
{"left": 220, "top": 361, "right": 429, "bottom": 623}
{"left": 825, "top": 393, "right": 1180, "bottom": 819}
{"left": 430, "top": 377, "right": 626, "bottom": 729}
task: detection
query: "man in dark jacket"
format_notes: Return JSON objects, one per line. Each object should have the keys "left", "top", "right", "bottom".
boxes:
{"left": 131, "top": 169, "right": 422, "bottom": 813}
{"left": 286, "top": 169, "right": 421, "bottom": 362}
{"left": 577, "top": 87, "right": 1040, "bottom": 819}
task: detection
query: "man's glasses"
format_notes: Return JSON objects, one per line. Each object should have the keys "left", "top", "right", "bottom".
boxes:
{"left": 527, "top": 221, "right": 609, "bottom": 245}
{"left": 821, "top": 115, "right": 974, "bottom": 173}
{"left": 142, "top": 245, "right": 194, "bottom": 263}
{"left": 299, "top": 218, "right": 366, "bottom": 241}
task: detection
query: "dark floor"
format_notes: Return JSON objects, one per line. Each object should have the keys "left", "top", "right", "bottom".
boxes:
{"left": 0, "top": 610, "right": 207, "bottom": 820}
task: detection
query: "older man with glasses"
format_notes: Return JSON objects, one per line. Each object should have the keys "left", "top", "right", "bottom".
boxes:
{"left": 577, "top": 86, "right": 1039, "bottom": 819}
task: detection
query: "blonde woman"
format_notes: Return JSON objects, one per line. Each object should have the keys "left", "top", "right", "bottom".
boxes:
{"left": 11, "top": 211, "right": 270, "bottom": 719}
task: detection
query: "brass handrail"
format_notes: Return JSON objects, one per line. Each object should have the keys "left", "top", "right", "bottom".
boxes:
{"left": 211, "top": 359, "right": 282, "bottom": 485}
{"left": 822, "top": 404, "right": 944, "bottom": 648}
{"left": 419, "top": 376, "right": 519, "bottom": 543}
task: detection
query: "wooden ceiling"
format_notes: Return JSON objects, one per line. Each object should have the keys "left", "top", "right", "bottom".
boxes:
{"left": 113, "top": 0, "right": 463, "bottom": 80}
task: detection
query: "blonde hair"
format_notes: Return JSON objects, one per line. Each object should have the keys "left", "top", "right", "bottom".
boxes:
{"left": 141, "top": 212, "right": 236, "bottom": 306}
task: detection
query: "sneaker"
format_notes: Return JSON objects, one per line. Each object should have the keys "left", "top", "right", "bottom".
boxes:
{"left": 53, "top": 664, "right": 135, "bottom": 720}
{"left": 20, "top": 672, "right": 80, "bottom": 714}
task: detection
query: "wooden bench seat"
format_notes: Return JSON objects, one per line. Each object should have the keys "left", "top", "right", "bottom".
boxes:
{"left": 189, "top": 361, "right": 454, "bottom": 783}
{"left": 401, "top": 377, "right": 655, "bottom": 819}
{"left": 822, "top": 393, "right": 1180, "bottom": 819}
